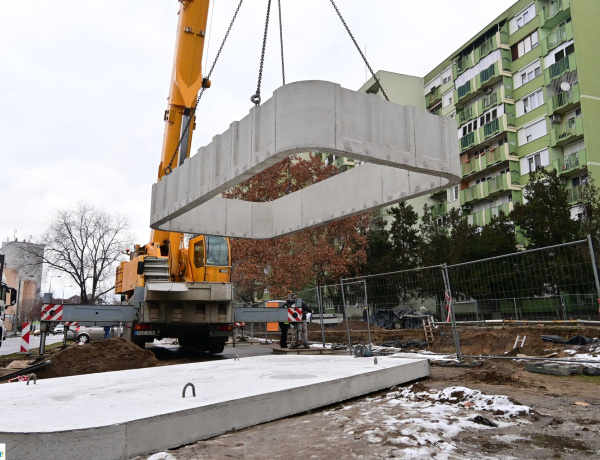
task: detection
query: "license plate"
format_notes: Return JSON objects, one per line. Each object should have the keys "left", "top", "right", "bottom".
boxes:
{"left": 134, "top": 330, "right": 156, "bottom": 336}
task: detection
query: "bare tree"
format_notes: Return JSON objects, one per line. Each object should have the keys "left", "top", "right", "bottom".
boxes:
{"left": 36, "top": 203, "right": 132, "bottom": 304}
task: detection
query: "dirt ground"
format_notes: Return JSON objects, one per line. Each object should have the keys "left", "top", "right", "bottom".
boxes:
{"left": 3, "top": 323, "right": 599, "bottom": 459}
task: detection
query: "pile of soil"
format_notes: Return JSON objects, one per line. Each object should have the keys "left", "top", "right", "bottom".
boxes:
{"left": 35, "top": 338, "right": 159, "bottom": 379}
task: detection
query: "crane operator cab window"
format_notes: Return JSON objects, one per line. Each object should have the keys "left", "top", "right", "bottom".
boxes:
{"left": 206, "top": 236, "right": 229, "bottom": 266}
{"left": 193, "top": 240, "right": 205, "bottom": 268}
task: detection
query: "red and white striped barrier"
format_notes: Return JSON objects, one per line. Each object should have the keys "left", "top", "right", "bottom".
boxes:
{"left": 41, "top": 304, "right": 64, "bottom": 321}
{"left": 287, "top": 307, "right": 302, "bottom": 322}
{"left": 20, "top": 322, "right": 30, "bottom": 352}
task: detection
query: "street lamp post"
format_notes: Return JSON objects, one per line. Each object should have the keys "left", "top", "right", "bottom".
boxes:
{"left": 62, "top": 285, "right": 73, "bottom": 304}
{"left": 49, "top": 275, "right": 61, "bottom": 301}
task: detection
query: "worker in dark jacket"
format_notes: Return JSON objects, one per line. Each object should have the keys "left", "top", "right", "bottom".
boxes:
{"left": 278, "top": 303, "right": 290, "bottom": 348}
{"left": 285, "top": 295, "right": 313, "bottom": 349}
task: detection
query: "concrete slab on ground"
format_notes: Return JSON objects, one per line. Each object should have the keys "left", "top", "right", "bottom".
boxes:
{"left": 0, "top": 354, "right": 429, "bottom": 459}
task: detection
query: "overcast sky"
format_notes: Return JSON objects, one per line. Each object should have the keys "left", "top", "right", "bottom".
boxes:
{"left": 1, "top": 0, "right": 516, "bottom": 266}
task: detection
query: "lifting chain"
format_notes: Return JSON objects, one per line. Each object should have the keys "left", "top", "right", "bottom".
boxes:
{"left": 251, "top": 0, "right": 273, "bottom": 105}
{"left": 165, "top": 0, "right": 245, "bottom": 176}
{"left": 278, "top": 0, "right": 286, "bottom": 86}
{"left": 328, "top": 0, "right": 389, "bottom": 102}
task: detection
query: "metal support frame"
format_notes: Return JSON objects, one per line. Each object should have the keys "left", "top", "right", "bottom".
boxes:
{"left": 441, "top": 264, "right": 462, "bottom": 361}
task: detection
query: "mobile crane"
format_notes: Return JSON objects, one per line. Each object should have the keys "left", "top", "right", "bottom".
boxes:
{"left": 114, "top": 0, "right": 233, "bottom": 353}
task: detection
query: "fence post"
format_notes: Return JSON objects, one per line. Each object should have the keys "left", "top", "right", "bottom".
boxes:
{"left": 317, "top": 285, "right": 326, "bottom": 346}
{"left": 441, "top": 264, "right": 462, "bottom": 361}
{"left": 363, "top": 279, "right": 372, "bottom": 350}
{"left": 587, "top": 234, "right": 600, "bottom": 305}
{"left": 339, "top": 279, "right": 353, "bottom": 355}
{"left": 513, "top": 298, "right": 519, "bottom": 321}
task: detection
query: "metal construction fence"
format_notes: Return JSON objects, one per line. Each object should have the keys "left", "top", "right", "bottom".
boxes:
{"left": 234, "top": 238, "right": 600, "bottom": 357}
{"left": 343, "top": 238, "right": 600, "bottom": 323}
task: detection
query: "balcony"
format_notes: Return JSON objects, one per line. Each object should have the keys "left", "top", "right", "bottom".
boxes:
{"left": 553, "top": 149, "right": 586, "bottom": 176}
{"left": 460, "top": 181, "right": 489, "bottom": 205}
{"left": 479, "top": 112, "right": 517, "bottom": 140}
{"left": 487, "top": 171, "right": 520, "bottom": 197}
{"left": 551, "top": 116, "right": 584, "bottom": 147}
{"left": 426, "top": 85, "right": 442, "bottom": 109}
{"left": 461, "top": 144, "right": 517, "bottom": 178}
{"left": 460, "top": 171, "right": 520, "bottom": 205}
{"left": 567, "top": 184, "right": 582, "bottom": 204}
{"left": 548, "top": 83, "right": 580, "bottom": 114}
{"left": 542, "top": 22, "right": 573, "bottom": 55}
{"left": 460, "top": 131, "right": 481, "bottom": 152}
{"left": 455, "top": 77, "right": 479, "bottom": 106}
{"left": 458, "top": 106, "right": 475, "bottom": 125}
{"left": 431, "top": 202, "right": 448, "bottom": 218}
{"left": 546, "top": 53, "right": 576, "bottom": 82}
{"left": 541, "top": 0, "right": 571, "bottom": 29}
{"left": 453, "top": 54, "right": 473, "bottom": 79}
{"left": 483, "top": 118, "right": 500, "bottom": 138}
{"left": 468, "top": 202, "right": 514, "bottom": 227}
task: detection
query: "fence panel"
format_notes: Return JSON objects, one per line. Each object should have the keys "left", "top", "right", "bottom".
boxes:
{"left": 446, "top": 240, "right": 599, "bottom": 321}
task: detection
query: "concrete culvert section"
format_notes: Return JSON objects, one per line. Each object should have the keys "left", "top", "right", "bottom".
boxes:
{"left": 150, "top": 80, "right": 460, "bottom": 238}
{"left": 0, "top": 354, "right": 429, "bottom": 459}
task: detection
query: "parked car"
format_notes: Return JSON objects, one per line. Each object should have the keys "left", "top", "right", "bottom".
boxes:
{"left": 73, "top": 325, "right": 120, "bottom": 343}
{"left": 53, "top": 324, "right": 65, "bottom": 335}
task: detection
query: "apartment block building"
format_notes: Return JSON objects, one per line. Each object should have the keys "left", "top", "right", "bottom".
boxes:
{"left": 360, "top": 0, "right": 600, "bottom": 229}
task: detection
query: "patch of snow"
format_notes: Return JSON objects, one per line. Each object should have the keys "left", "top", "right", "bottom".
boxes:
{"left": 147, "top": 453, "right": 177, "bottom": 460}
{"left": 323, "top": 384, "right": 531, "bottom": 459}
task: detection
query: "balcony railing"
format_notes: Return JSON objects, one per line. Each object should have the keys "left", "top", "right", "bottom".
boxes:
{"left": 431, "top": 202, "right": 448, "bottom": 218}
{"left": 469, "top": 202, "right": 513, "bottom": 227}
{"left": 459, "top": 106, "right": 474, "bottom": 125}
{"left": 460, "top": 132, "right": 476, "bottom": 151}
{"left": 458, "top": 80, "right": 472, "bottom": 99}
{"left": 479, "top": 64, "right": 496, "bottom": 85}
{"left": 461, "top": 181, "right": 489, "bottom": 205}
{"left": 567, "top": 184, "right": 582, "bottom": 204}
{"left": 426, "top": 86, "right": 441, "bottom": 108}
{"left": 555, "top": 89, "right": 573, "bottom": 108}
{"left": 456, "top": 55, "right": 472, "bottom": 75}
{"left": 552, "top": 116, "right": 583, "bottom": 145}
{"left": 483, "top": 118, "right": 500, "bottom": 138}
{"left": 548, "top": 54, "right": 575, "bottom": 81}
{"left": 563, "top": 149, "right": 586, "bottom": 173}
{"left": 546, "top": 25, "right": 568, "bottom": 51}
{"left": 542, "top": 0, "right": 570, "bottom": 25}
{"left": 479, "top": 37, "right": 494, "bottom": 59}
{"left": 481, "top": 92, "right": 498, "bottom": 111}
{"left": 549, "top": 84, "right": 579, "bottom": 113}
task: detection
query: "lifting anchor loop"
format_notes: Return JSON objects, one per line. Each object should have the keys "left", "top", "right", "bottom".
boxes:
{"left": 26, "top": 373, "right": 37, "bottom": 385}
{"left": 250, "top": 93, "right": 261, "bottom": 105}
{"left": 182, "top": 382, "right": 196, "bottom": 398}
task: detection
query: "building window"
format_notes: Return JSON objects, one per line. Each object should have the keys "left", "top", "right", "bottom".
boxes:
{"left": 527, "top": 153, "right": 542, "bottom": 173}
{"left": 443, "top": 76, "right": 451, "bottom": 84}
{"left": 479, "top": 108, "right": 498, "bottom": 127}
{"left": 511, "top": 30, "right": 539, "bottom": 60}
{"left": 523, "top": 90, "right": 544, "bottom": 114}
{"left": 526, "top": 134, "right": 533, "bottom": 143}
{"left": 554, "top": 43, "right": 575, "bottom": 62}
{"left": 449, "top": 185, "right": 459, "bottom": 202}
{"left": 521, "top": 66, "right": 541, "bottom": 85}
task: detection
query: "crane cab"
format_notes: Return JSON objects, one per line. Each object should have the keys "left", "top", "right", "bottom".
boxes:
{"left": 189, "top": 235, "right": 231, "bottom": 283}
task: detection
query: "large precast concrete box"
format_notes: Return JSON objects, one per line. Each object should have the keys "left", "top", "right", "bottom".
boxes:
{"left": 150, "top": 80, "right": 460, "bottom": 238}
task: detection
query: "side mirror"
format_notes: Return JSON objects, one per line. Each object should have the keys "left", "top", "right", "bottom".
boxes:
{"left": 10, "top": 288, "right": 17, "bottom": 306}
{"left": 137, "top": 261, "right": 145, "bottom": 276}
